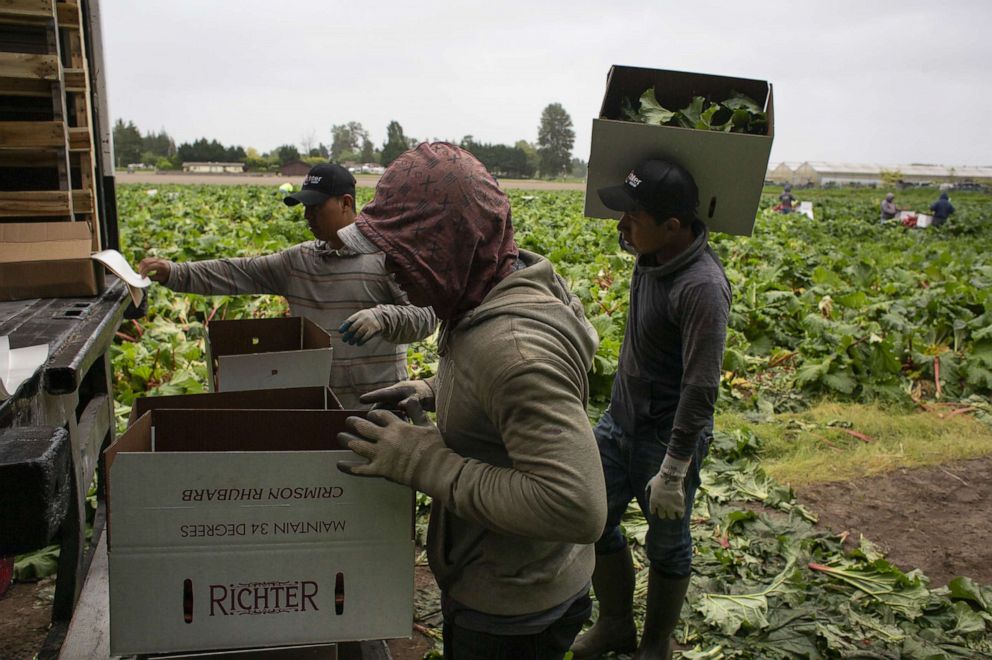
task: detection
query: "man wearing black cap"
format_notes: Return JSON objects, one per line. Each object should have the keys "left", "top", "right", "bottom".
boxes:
{"left": 137, "top": 163, "right": 437, "bottom": 407}
{"left": 571, "top": 160, "right": 731, "bottom": 660}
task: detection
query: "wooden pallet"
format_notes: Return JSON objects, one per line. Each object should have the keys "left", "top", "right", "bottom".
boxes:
{"left": 0, "top": 0, "right": 100, "bottom": 247}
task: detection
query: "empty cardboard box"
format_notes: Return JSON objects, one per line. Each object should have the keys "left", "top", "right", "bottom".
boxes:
{"left": 127, "top": 386, "right": 344, "bottom": 427}
{"left": 104, "top": 408, "right": 414, "bottom": 656}
{"left": 585, "top": 65, "right": 774, "bottom": 236}
{"left": 0, "top": 221, "right": 104, "bottom": 300}
{"left": 206, "top": 317, "right": 333, "bottom": 392}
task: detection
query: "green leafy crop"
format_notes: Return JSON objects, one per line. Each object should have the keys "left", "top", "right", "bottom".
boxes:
{"left": 622, "top": 89, "right": 769, "bottom": 135}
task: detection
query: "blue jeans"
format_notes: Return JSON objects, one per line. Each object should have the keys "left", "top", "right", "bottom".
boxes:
{"left": 593, "top": 411, "right": 708, "bottom": 578}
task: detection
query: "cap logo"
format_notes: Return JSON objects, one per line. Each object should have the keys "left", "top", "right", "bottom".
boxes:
{"left": 304, "top": 175, "right": 323, "bottom": 185}
{"left": 625, "top": 172, "right": 642, "bottom": 188}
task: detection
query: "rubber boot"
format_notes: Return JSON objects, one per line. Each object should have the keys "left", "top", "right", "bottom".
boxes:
{"left": 570, "top": 547, "right": 638, "bottom": 659}
{"left": 634, "top": 569, "right": 691, "bottom": 660}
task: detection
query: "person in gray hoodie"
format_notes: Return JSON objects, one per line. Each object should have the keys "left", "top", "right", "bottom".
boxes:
{"left": 335, "top": 142, "right": 607, "bottom": 660}
{"left": 571, "top": 160, "right": 731, "bottom": 660}
{"left": 880, "top": 192, "right": 901, "bottom": 222}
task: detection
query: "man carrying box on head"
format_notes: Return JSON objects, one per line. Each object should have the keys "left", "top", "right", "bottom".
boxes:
{"left": 571, "top": 160, "right": 731, "bottom": 660}
{"left": 334, "top": 142, "right": 607, "bottom": 660}
{"left": 138, "top": 163, "right": 437, "bottom": 408}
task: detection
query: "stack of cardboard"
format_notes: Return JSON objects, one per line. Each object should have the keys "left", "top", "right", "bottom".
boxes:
{"left": 105, "top": 315, "right": 414, "bottom": 655}
{"left": 0, "top": 0, "right": 106, "bottom": 300}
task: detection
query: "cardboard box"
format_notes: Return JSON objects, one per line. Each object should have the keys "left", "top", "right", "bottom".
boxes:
{"left": 127, "top": 386, "right": 343, "bottom": 427}
{"left": 206, "top": 318, "right": 334, "bottom": 392}
{"left": 0, "top": 222, "right": 104, "bottom": 300}
{"left": 896, "top": 211, "right": 934, "bottom": 228}
{"left": 104, "top": 408, "right": 414, "bottom": 656}
{"left": 585, "top": 65, "right": 775, "bottom": 236}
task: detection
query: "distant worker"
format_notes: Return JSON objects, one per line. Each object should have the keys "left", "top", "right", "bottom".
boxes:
{"left": 929, "top": 191, "right": 955, "bottom": 227}
{"left": 880, "top": 192, "right": 901, "bottom": 222}
{"left": 137, "top": 163, "right": 438, "bottom": 407}
{"left": 778, "top": 184, "right": 796, "bottom": 214}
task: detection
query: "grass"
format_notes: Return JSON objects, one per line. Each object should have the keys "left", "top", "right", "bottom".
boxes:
{"left": 716, "top": 401, "right": 992, "bottom": 488}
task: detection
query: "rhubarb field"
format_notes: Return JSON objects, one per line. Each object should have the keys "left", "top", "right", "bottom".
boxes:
{"left": 101, "top": 183, "right": 992, "bottom": 658}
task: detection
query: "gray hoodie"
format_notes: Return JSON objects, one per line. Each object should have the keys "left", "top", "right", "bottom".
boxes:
{"left": 416, "top": 249, "right": 607, "bottom": 615}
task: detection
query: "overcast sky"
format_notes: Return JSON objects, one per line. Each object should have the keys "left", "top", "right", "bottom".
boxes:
{"left": 101, "top": 0, "right": 990, "bottom": 167}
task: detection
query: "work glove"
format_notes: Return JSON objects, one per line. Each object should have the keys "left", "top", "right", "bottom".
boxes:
{"left": 336, "top": 398, "right": 445, "bottom": 491}
{"left": 646, "top": 454, "right": 691, "bottom": 521}
{"left": 360, "top": 379, "right": 436, "bottom": 412}
{"left": 137, "top": 257, "right": 173, "bottom": 283}
{"left": 338, "top": 309, "right": 383, "bottom": 346}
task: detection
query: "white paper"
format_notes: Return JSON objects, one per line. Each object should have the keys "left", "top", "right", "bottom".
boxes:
{"left": 91, "top": 249, "right": 150, "bottom": 307}
{"left": 0, "top": 335, "right": 50, "bottom": 400}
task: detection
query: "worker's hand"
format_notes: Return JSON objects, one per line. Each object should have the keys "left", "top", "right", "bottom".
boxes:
{"left": 646, "top": 455, "right": 691, "bottom": 521}
{"left": 138, "top": 257, "right": 173, "bottom": 283}
{"left": 360, "top": 379, "right": 435, "bottom": 412}
{"left": 338, "top": 309, "right": 383, "bottom": 346}
{"left": 336, "top": 398, "right": 444, "bottom": 490}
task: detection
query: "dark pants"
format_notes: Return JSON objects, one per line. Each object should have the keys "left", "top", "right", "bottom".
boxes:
{"left": 441, "top": 594, "right": 592, "bottom": 660}
{"left": 593, "top": 410, "right": 708, "bottom": 577}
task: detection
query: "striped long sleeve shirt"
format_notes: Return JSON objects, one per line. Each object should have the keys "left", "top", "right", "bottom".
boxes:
{"left": 165, "top": 240, "right": 438, "bottom": 407}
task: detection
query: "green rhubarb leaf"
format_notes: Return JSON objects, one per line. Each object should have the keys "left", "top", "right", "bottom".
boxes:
{"left": 947, "top": 576, "right": 990, "bottom": 611}
{"left": 695, "top": 559, "right": 799, "bottom": 634}
{"left": 667, "top": 96, "right": 706, "bottom": 129}
{"left": 808, "top": 560, "right": 930, "bottom": 619}
{"left": 951, "top": 600, "right": 988, "bottom": 635}
{"left": 723, "top": 91, "right": 762, "bottom": 112}
{"left": 823, "top": 370, "right": 858, "bottom": 394}
{"left": 636, "top": 88, "right": 676, "bottom": 125}
{"left": 13, "top": 545, "right": 60, "bottom": 580}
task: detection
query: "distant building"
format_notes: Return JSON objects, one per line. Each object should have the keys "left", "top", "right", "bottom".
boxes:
{"left": 790, "top": 162, "right": 992, "bottom": 188}
{"left": 766, "top": 161, "right": 801, "bottom": 185}
{"left": 279, "top": 160, "right": 312, "bottom": 177}
{"left": 794, "top": 162, "right": 882, "bottom": 187}
{"left": 181, "top": 162, "right": 246, "bottom": 174}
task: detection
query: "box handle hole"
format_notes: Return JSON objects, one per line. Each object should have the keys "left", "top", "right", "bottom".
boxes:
{"left": 708, "top": 196, "right": 717, "bottom": 219}
{"left": 251, "top": 337, "right": 260, "bottom": 345}
{"left": 183, "top": 578, "right": 194, "bottom": 623}
{"left": 335, "top": 572, "right": 345, "bottom": 615}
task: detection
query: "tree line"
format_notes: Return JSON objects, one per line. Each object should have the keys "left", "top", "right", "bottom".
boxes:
{"left": 113, "top": 103, "right": 582, "bottom": 179}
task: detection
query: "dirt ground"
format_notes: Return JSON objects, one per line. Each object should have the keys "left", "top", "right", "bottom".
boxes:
{"left": 796, "top": 455, "right": 992, "bottom": 587}
{"left": 3, "top": 458, "right": 991, "bottom": 659}
{"left": 0, "top": 577, "right": 55, "bottom": 660}
{"left": 115, "top": 172, "right": 585, "bottom": 191}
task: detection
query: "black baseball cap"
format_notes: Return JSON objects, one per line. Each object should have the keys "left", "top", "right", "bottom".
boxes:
{"left": 283, "top": 163, "right": 357, "bottom": 207}
{"left": 597, "top": 159, "right": 698, "bottom": 221}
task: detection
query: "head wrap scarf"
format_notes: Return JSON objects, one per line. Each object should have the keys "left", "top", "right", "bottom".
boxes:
{"left": 352, "top": 142, "right": 518, "bottom": 320}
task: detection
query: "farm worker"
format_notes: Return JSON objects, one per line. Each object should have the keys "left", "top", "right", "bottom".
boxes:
{"left": 137, "top": 163, "right": 437, "bottom": 407}
{"left": 335, "top": 142, "right": 607, "bottom": 660}
{"left": 929, "top": 191, "right": 955, "bottom": 227}
{"left": 570, "top": 159, "right": 731, "bottom": 660}
{"left": 778, "top": 183, "right": 796, "bottom": 214}
{"left": 880, "top": 192, "right": 901, "bottom": 222}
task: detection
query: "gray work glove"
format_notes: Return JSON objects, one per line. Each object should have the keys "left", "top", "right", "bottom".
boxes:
{"left": 646, "top": 454, "right": 691, "bottom": 520}
{"left": 338, "top": 309, "right": 383, "bottom": 346}
{"left": 360, "top": 379, "right": 435, "bottom": 411}
{"left": 336, "top": 398, "right": 445, "bottom": 491}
